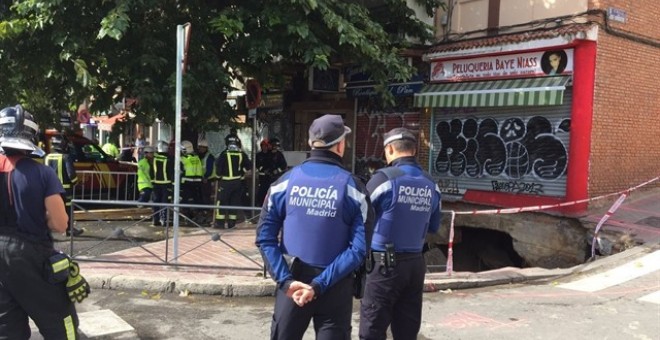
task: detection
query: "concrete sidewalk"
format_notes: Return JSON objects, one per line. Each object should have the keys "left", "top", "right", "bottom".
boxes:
{"left": 76, "top": 186, "right": 660, "bottom": 297}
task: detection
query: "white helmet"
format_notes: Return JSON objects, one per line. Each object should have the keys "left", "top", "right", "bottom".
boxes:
{"left": 0, "top": 105, "right": 39, "bottom": 151}
{"left": 181, "top": 140, "right": 194, "bottom": 154}
{"left": 157, "top": 140, "right": 169, "bottom": 153}
{"left": 198, "top": 139, "right": 209, "bottom": 148}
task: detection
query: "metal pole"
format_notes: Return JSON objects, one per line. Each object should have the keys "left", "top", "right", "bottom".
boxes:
{"left": 251, "top": 114, "right": 257, "bottom": 210}
{"left": 172, "top": 24, "right": 188, "bottom": 263}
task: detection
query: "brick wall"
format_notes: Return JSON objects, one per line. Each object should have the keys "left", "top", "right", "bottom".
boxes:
{"left": 590, "top": 29, "right": 660, "bottom": 196}
{"left": 589, "top": 0, "right": 660, "bottom": 41}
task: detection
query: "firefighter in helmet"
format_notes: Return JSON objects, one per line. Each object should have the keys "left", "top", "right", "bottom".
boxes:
{"left": 214, "top": 138, "right": 252, "bottom": 229}
{"left": 1, "top": 104, "right": 89, "bottom": 339}
{"left": 45, "top": 134, "right": 83, "bottom": 236}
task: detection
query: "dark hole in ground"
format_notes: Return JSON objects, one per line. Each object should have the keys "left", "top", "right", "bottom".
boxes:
{"left": 437, "top": 227, "right": 526, "bottom": 272}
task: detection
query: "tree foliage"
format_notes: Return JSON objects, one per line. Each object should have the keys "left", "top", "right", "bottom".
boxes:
{"left": 0, "top": 0, "right": 440, "bottom": 130}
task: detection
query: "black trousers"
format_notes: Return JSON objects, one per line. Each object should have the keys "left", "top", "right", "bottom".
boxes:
{"left": 271, "top": 263, "right": 354, "bottom": 340}
{"left": 256, "top": 176, "right": 273, "bottom": 207}
{"left": 152, "top": 184, "right": 171, "bottom": 223}
{"left": 215, "top": 179, "right": 244, "bottom": 228}
{"left": 181, "top": 181, "right": 202, "bottom": 219}
{"left": 137, "top": 187, "right": 152, "bottom": 203}
{"left": 359, "top": 254, "right": 425, "bottom": 340}
{"left": 0, "top": 234, "right": 78, "bottom": 340}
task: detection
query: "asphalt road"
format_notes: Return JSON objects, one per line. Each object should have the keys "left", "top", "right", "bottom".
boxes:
{"left": 69, "top": 258, "right": 659, "bottom": 340}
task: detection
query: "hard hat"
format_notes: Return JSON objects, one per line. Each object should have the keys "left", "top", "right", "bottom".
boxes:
{"left": 198, "top": 139, "right": 209, "bottom": 148}
{"left": 0, "top": 105, "right": 39, "bottom": 151}
{"left": 260, "top": 138, "right": 270, "bottom": 147}
{"left": 143, "top": 146, "right": 155, "bottom": 153}
{"left": 157, "top": 140, "right": 169, "bottom": 153}
{"left": 181, "top": 140, "right": 194, "bottom": 154}
{"left": 50, "top": 134, "right": 69, "bottom": 152}
{"left": 226, "top": 134, "right": 240, "bottom": 145}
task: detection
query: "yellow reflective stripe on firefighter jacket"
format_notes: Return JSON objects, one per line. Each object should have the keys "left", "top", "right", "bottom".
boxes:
{"left": 44, "top": 153, "right": 78, "bottom": 189}
{"left": 220, "top": 151, "right": 244, "bottom": 180}
{"left": 152, "top": 154, "right": 171, "bottom": 184}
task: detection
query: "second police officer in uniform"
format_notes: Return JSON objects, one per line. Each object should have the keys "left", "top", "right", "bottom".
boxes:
{"left": 256, "top": 114, "right": 373, "bottom": 340}
{"left": 0, "top": 104, "right": 89, "bottom": 339}
{"left": 45, "top": 134, "right": 84, "bottom": 236}
{"left": 214, "top": 137, "right": 252, "bottom": 229}
{"left": 358, "top": 127, "right": 442, "bottom": 340}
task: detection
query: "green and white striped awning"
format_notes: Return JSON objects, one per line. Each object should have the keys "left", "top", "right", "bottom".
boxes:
{"left": 414, "top": 76, "right": 571, "bottom": 108}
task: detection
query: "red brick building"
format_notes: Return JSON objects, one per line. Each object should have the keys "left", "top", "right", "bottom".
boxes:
{"left": 414, "top": 0, "right": 659, "bottom": 212}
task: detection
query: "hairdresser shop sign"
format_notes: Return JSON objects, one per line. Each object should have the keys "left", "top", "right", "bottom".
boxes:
{"left": 430, "top": 49, "right": 574, "bottom": 82}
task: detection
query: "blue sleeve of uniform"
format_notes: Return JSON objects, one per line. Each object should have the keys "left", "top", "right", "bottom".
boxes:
{"left": 310, "top": 177, "right": 370, "bottom": 294}
{"left": 204, "top": 155, "right": 214, "bottom": 178}
{"left": 366, "top": 171, "right": 392, "bottom": 217}
{"left": 255, "top": 174, "right": 293, "bottom": 285}
{"left": 427, "top": 184, "right": 442, "bottom": 234}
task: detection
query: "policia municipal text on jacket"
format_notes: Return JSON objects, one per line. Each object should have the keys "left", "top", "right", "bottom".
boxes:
{"left": 0, "top": 105, "right": 90, "bottom": 340}
{"left": 214, "top": 139, "right": 252, "bottom": 229}
{"left": 358, "top": 127, "right": 442, "bottom": 340}
{"left": 256, "top": 114, "right": 373, "bottom": 340}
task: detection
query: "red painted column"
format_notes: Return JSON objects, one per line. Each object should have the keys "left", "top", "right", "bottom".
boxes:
{"left": 565, "top": 40, "right": 597, "bottom": 213}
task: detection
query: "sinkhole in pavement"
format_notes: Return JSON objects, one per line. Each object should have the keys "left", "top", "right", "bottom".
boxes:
{"left": 433, "top": 227, "right": 527, "bottom": 272}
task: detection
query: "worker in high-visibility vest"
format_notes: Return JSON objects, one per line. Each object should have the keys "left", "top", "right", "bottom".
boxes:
{"left": 180, "top": 140, "right": 204, "bottom": 224}
{"left": 214, "top": 139, "right": 252, "bottom": 229}
{"left": 45, "top": 135, "right": 83, "bottom": 236}
{"left": 136, "top": 146, "right": 155, "bottom": 204}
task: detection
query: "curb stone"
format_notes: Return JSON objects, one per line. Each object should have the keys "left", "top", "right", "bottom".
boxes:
{"left": 84, "top": 245, "right": 659, "bottom": 297}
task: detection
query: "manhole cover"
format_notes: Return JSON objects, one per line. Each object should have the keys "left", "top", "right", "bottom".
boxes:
{"left": 636, "top": 216, "right": 660, "bottom": 227}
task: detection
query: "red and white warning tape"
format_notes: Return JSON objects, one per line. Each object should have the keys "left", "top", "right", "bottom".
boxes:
{"left": 440, "top": 175, "right": 659, "bottom": 276}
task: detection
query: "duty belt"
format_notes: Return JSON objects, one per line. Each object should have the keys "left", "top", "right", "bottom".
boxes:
{"left": 370, "top": 250, "right": 422, "bottom": 275}
{"left": 371, "top": 251, "right": 422, "bottom": 263}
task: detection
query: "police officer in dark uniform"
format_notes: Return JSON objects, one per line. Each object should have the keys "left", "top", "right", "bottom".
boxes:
{"left": 0, "top": 105, "right": 82, "bottom": 339}
{"left": 214, "top": 139, "right": 251, "bottom": 229}
{"left": 45, "top": 134, "right": 83, "bottom": 236}
{"left": 359, "top": 127, "right": 442, "bottom": 340}
{"left": 256, "top": 114, "right": 373, "bottom": 340}
{"left": 151, "top": 140, "right": 174, "bottom": 226}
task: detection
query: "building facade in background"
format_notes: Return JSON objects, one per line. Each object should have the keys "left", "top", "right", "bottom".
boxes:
{"left": 414, "top": 0, "right": 659, "bottom": 211}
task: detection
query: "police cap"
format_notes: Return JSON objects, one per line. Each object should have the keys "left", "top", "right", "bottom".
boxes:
{"left": 308, "top": 114, "right": 351, "bottom": 148}
{"left": 383, "top": 127, "right": 417, "bottom": 146}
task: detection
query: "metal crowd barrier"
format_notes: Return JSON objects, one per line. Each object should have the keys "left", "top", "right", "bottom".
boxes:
{"left": 66, "top": 198, "right": 264, "bottom": 272}
{"left": 74, "top": 170, "right": 138, "bottom": 201}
